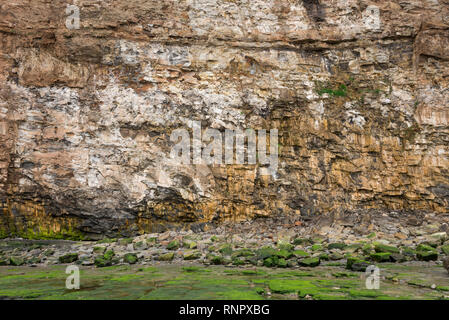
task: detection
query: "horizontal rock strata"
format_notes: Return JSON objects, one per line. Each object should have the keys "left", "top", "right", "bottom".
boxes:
{"left": 0, "top": 0, "right": 448, "bottom": 238}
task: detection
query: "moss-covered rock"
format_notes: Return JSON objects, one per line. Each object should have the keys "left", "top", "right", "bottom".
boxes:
{"left": 389, "top": 253, "right": 405, "bottom": 263}
{"left": 416, "top": 244, "right": 436, "bottom": 252}
{"left": 441, "top": 244, "right": 449, "bottom": 256}
{"left": 231, "top": 249, "right": 254, "bottom": 258}
{"left": 263, "top": 256, "right": 279, "bottom": 267}
{"left": 311, "top": 244, "right": 323, "bottom": 251}
{"left": 319, "top": 253, "right": 329, "bottom": 261}
{"left": 147, "top": 237, "right": 157, "bottom": 244}
{"left": 123, "top": 253, "right": 138, "bottom": 264}
{"left": 374, "top": 243, "right": 400, "bottom": 254}
{"left": 344, "top": 244, "right": 362, "bottom": 254}
{"left": 182, "top": 240, "right": 197, "bottom": 249}
{"left": 183, "top": 250, "right": 202, "bottom": 260}
{"left": 218, "top": 244, "right": 233, "bottom": 256}
{"left": 43, "top": 249, "right": 55, "bottom": 257}
{"left": 93, "top": 246, "right": 106, "bottom": 254}
{"left": 276, "top": 249, "right": 293, "bottom": 259}
{"left": 370, "top": 252, "right": 391, "bottom": 262}
{"left": 94, "top": 256, "right": 111, "bottom": 268}
{"left": 11, "top": 257, "right": 25, "bottom": 266}
{"left": 207, "top": 245, "right": 217, "bottom": 252}
{"left": 167, "top": 240, "right": 180, "bottom": 250}
{"left": 277, "top": 241, "right": 294, "bottom": 252}
{"left": 232, "top": 258, "right": 245, "bottom": 266}
{"left": 292, "top": 238, "right": 312, "bottom": 246}
{"left": 328, "top": 243, "right": 347, "bottom": 250}
{"left": 346, "top": 257, "right": 369, "bottom": 271}
{"left": 401, "top": 246, "right": 416, "bottom": 257}
{"left": 256, "top": 246, "right": 278, "bottom": 260}
{"left": 299, "top": 257, "right": 320, "bottom": 267}
{"left": 416, "top": 250, "right": 438, "bottom": 261}
{"left": 27, "top": 257, "right": 41, "bottom": 264}
{"left": 58, "top": 253, "right": 79, "bottom": 264}
{"left": 134, "top": 241, "right": 147, "bottom": 249}
{"left": 94, "top": 250, "right": 115, "bottom": 267}
{"left": 277, "top": 258, "right": 288, "bottom": 268}
{"left": 293, "top": 250, "right": 310, "bottom": 258}
{"left": 210, "top": 255, "right": 224, "bottom": 265}
{"left": 158, "top": 252, "right": 175, "bottom": 261}
{"left": 96, "top": 238, "right": 116, "bottom": 244}
{"left": 118, "top": 238, "right": 133, "bottom": 246}
{"left": 361, "top": 244, "right": 373, "bottom": 255}
{"left": 367, "top": 232, "right": 376, "bottom": 239}
{"left": 103, "top": 250, "right": 115, "bottom": 260}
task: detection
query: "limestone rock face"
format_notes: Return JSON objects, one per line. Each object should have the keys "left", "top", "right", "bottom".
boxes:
{"left": 0, "top": 0, "right": 448, "bottom": 238}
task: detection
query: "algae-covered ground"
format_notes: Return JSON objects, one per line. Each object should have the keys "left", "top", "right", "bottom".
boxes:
{"left": 1, "top": 263, "right": 448, "bottom": 300}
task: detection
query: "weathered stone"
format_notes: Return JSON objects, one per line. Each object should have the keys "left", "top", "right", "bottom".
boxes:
{"left": 263, "top": 256, "right": 279, "bottom": 268}
{"left": 0, "top": 1, "right": 448, "bottom": 238}
{"left": 218, "top": 244, "right": 233, "bottom": 256}
{"left": 182, "top": 240, "right": 197, "bottom": 249}
{"left": 417, "top": 244, "right": 437, "bottom": 252}
{"left": 118, "top": 238, "right": 133, "bottom": 246}
{"left": 167, "top": 240, "right": 180, "bottom": 251}
{"left": 123, "top": 253, "right": 138, "bottom": 264}
{"left": 370, "top": 252, "right": 391, "bottom": 263}
{"left": 416, "top": 251, "right": 438, "bottom": 261}
{"left": 158, "top": 252, "right": 175, "bottom": 262}
{"left": 346, "top": 257, "right": 370, "bottom": 272}
{"left": 94, "top": 256, "right": 112, "bottom": 268}
{"left": 10, "top": 257, "right": 24, "bottom": 266}
{"left": 441, "top": 244, "right": 449, "bottom": 256}
{"left": 209, "top": 255, "right": 224, "bottom": 265}
{"left": 94, "top": 250, "right": 115, "bottom": 267}
{"left": 299, "top": 257, "right": 320, "bottom": 268}
{"left": 58, "top": 253, "right": 79, "bottom": 264}
{"left": 183, "top": 250, "right": 201, "bottom": 260}
{"left": 374, "top": 244, "right": 400, "bottom": 254}
{"left": 256, "top": 247, "right": 278, "bottom": 260}
{"left": 328, "top": 243, "right": 347, "bottom": 250}
{"left": 293, "top": 250, "right": 310, "bottom": 258}
{"left": 93, "top": 246, "right": 106, "bottom": 254}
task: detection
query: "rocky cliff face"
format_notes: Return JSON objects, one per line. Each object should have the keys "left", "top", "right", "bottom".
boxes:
{"left": 0, "top": 0, "right": 448, "bottom": 239}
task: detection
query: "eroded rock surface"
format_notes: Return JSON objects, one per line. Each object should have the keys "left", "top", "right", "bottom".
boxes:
{"left": 0, "top": 1, "right": 448, "bottom": 238}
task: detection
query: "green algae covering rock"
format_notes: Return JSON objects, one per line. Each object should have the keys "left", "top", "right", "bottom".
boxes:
{"left": 299, "top": 257, "right": 320, "bottom": 267}
{"left": 9, "top": 256, "right": 24, "bottom": 266}
{"left": 167, "top": 240, "right": 180, "bottom": 251}
{"left": 95, "top": 250, "right": 116, "bottom": 267}
{"left": 441, "top": 244, "right": 449, "bottom": 256}
{"left": 183, "top": 250, "right": 202, "bottom": 260}
{"left": 158, "top": 252, "right": 175, "bottom": 261}
{"left": 370, "top": 252, "right": 391, "bottom": 263}
{"left": 123, "top": 253, "right": 138, "bottom": 264}
{"left": 58, "top": 253, "right": 79, "bottom": 264}
{"left": 210, "top": 255, "right": 224, "bottom": 265}
{"left": 293, "top": 250, "right": 310, "bottom": 258}
{"left": 328, "top": 243, "right": 347, "bottom": 250}
{"left": 374, "top": 243, "right": 400, "bottom": 254}
{"left": 416, "top": 251, "right": 438, "bottom": 261}
{"left": 346, "top": 257, "right": 370, "bottom": 272}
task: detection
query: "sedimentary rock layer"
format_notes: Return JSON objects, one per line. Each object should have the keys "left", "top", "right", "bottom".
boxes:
{"left": 0, "top": 0, "right": 448, "bottom": 238}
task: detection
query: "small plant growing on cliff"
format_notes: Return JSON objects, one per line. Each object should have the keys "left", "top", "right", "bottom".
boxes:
{"left": 317, "top": 84, "right": 347, "bottom": 97}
